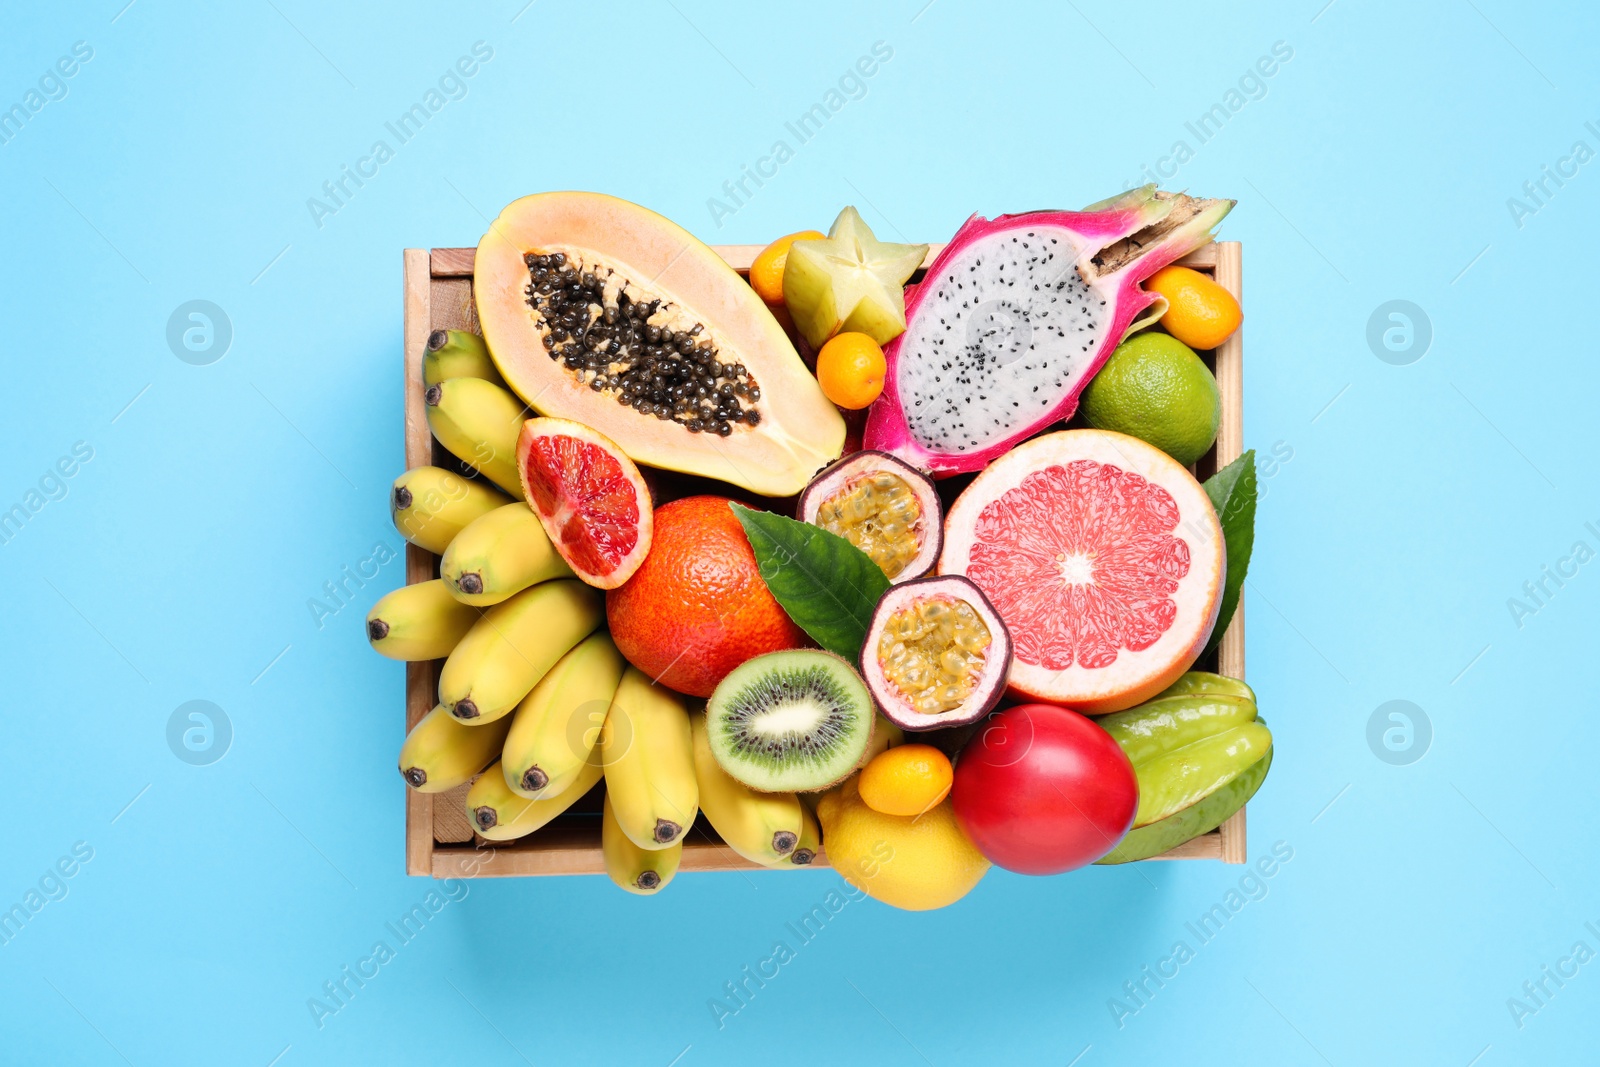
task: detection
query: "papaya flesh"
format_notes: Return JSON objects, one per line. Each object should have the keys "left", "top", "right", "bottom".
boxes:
{"left": 474, "top": 192, "right": 845, "bottom": 496}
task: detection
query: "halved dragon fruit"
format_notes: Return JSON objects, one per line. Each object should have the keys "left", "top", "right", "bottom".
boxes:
{"left": 863, "top": 186, "right": 1233, "bottom": 475}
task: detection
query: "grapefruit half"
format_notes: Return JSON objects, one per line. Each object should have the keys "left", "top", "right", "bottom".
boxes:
{"left": 516, "top": 418, "right": 653, "bottom": 589}
{"left": 939, "top": 429, "right": 1223, "bottom": 713}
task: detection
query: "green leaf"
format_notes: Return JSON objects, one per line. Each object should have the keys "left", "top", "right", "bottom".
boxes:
{"left": 730, "top": 503, "right": 890, "bottom": 662}
{"left": 1201, "top": 450, "right": 1257, "bottom": 659}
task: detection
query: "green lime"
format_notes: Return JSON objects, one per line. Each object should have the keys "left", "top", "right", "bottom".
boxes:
{"left": 1080, "top": 332, "right": 1220, "bottom": 466}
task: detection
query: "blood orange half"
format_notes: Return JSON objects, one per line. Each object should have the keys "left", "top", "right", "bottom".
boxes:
{"left": 516, "top": 417, "right": 653, "bottom": 589}
{"left": 939, "top": 429, "right": 1223, "bottom": 714}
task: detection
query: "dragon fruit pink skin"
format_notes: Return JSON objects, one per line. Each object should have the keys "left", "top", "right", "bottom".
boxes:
{"left": 863, "top": 186, "right": 1234, "bottom": 476}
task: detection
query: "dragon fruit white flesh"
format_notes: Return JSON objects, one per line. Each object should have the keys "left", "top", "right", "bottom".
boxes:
{"left": 862, "top": 186, "right": 1233, "bottom": 475}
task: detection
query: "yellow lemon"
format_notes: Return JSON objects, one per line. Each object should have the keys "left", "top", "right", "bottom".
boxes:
{"left": 816, "top": 777, "right": 989, "bottom": 911}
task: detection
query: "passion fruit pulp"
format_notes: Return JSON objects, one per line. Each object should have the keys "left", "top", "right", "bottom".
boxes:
{"left": 861, "top": 575, "right": 1012, "bottom": 731}
{"left": 796, "top": 450, "right": 941, "bottom": 582}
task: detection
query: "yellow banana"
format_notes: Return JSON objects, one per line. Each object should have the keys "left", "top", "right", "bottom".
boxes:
{"left": 501, "top": 632, "right": 625, "bottom": 799}
{"left": 423, "top": 329, "right": 506, "bottom": 389}
{"left": 601, "top": 668, "right": 698, "bottom": 851}
{"left": 787, "top": 804, "right": 821, "bottom": 867}
{"left": 440, "top": 502, "right": 572, "bottom": 606}
{"left": 691, "top": 710, "right": 805, "bottom": 866}
{"left": 391, "top": 466, "right": 510, "bottom": 554}
{"left": 602, "top": 793, "right": 680, "bottom": 894}
{"left": 399, "top": 705, "right": 511, "bottom": 792}
{"left": 424, "top": 376, "right": 528, "bottom": 497}
{"left": 466, "top": 756, "right": 603, "bottom": 841}
{"left": 367, "top": 580, "right": 482, "bottom": 661}
{"left": 439, "top": 579, "right": 603, "bottom": 724}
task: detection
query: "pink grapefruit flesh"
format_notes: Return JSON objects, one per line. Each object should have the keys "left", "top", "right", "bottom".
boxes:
{"left": 517, "top": 417, "right": 653, "bottom": 590}
{"left": 939, "top": 429, "right": 1223, "bottom": 713}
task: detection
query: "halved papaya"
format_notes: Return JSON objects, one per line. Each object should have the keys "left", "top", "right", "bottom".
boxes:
{"left": 475, "top": 193, "right": 845, "bottom": 496}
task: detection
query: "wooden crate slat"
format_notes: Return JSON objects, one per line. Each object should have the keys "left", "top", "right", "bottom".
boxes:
{"left": 401, "top": 238, "right": 1248, "bottom": 876}
{"left": 421, "top": 258, "right": 491, "bottom": 845}
{"left": 1211, "top": 241, "right": 1247, "bottom": 865}
{"left": 433, "top": 783, "right": 476, "bottom": 844}
{"left": 433, "top": 277, "right": 479, "bottom": 336}
{"left": 433, "top": 833, "right": 830, "bottom": 878}
{"left": 401, "top": 249, "right": 436, "bottom": 877}
{"left": 430, "top": 247, "right": 475, "bottom": 278}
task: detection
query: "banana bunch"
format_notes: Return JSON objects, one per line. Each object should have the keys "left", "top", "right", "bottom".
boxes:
{"left": 423, "top": 329, "right": 506, "bottom": 390}
{"left": 367, "top": 580, "right": 480, "bottom": 661}
{"left": 399, "top": 706, "right": 512, "bottom": 792}
{"left": 502, "top": 632, "right": 623, "bottom": 799}
{"left": 439, "top": 579, "right": 603, "bottom": 722}
{"left": 391, "top": 467, "right": 510, "bottom": 554}
{"left": 604, "top": 793, "right": 680, "bottom": 894}
{"left": 440, "top": 502, "right": 571, "bottom": 606}
{"left": 467, "top": 757, "right": 604, "bottom": 841}
{"left": 601, "top": 667, "right": 699, "bottom": 850}
{"left": 425, "top": 377, "right": 529, "bottom": 498}
{"left": 691, "top": 710, "right": 808, "bottom": 867}
{"left": 393, "top": 630, "right": 625, "bottom": 835}
{"left": 378, "top": 329, "right": 831, "bottom": 894}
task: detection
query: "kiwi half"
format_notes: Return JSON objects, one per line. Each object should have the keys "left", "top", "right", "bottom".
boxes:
{"left": 705, "top": 649, "right": 874, "bottom": 792}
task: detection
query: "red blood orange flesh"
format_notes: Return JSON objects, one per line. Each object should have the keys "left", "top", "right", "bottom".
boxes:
{"left": 517, "top": 417, "right": 653, "bottom": 589}
{"left": 939, "top": 429, "right": 1223, "bottom": 713}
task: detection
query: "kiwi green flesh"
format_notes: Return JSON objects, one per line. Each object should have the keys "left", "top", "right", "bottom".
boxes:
{"left": 706, "top": 650, "right": 874, "bottom": 793}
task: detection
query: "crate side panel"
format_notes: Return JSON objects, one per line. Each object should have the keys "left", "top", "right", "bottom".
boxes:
{"left": 403, "top": 249, "right": 436, "bottom": 876}
{"left": 1212, "top": 241, "right": 1247, "bottom": 865}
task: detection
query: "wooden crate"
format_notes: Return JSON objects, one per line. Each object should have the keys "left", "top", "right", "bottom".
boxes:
{"left": 402, "top": 241, "right": 1247, "bottom": 878}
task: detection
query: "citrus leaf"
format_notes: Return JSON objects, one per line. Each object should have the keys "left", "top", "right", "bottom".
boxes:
{"left": 1202, "top": 450, "right": 1257, "bottom": 659}
{"left": 731, "top": 503, "right": 890, "bottom": 661}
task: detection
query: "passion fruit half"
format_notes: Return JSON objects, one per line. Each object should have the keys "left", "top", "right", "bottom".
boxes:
{"left": 861, "top": 575, "right": 1012, "bottom": 732}
{"left": 796, "top": 450, "right": 941, "bottom": 582}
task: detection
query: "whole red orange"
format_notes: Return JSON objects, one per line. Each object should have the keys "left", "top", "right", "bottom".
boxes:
{"left": 606, "top": 495, "right": 806, "bottom": 697}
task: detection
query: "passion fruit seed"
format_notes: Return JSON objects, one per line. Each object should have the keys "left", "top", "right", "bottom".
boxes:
{"left": 815, "top": 473, "right": 924, "bottom": 578}
{"left": 523, "top": 250, "right": 762, "bottom": 437}
{"left": 876, "top": 597, "right": 992, "bottom": 716}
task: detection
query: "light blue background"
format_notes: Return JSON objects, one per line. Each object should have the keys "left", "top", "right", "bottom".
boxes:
{"left": 2, "top": 1, "right": 1595, "bottom": 1063}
